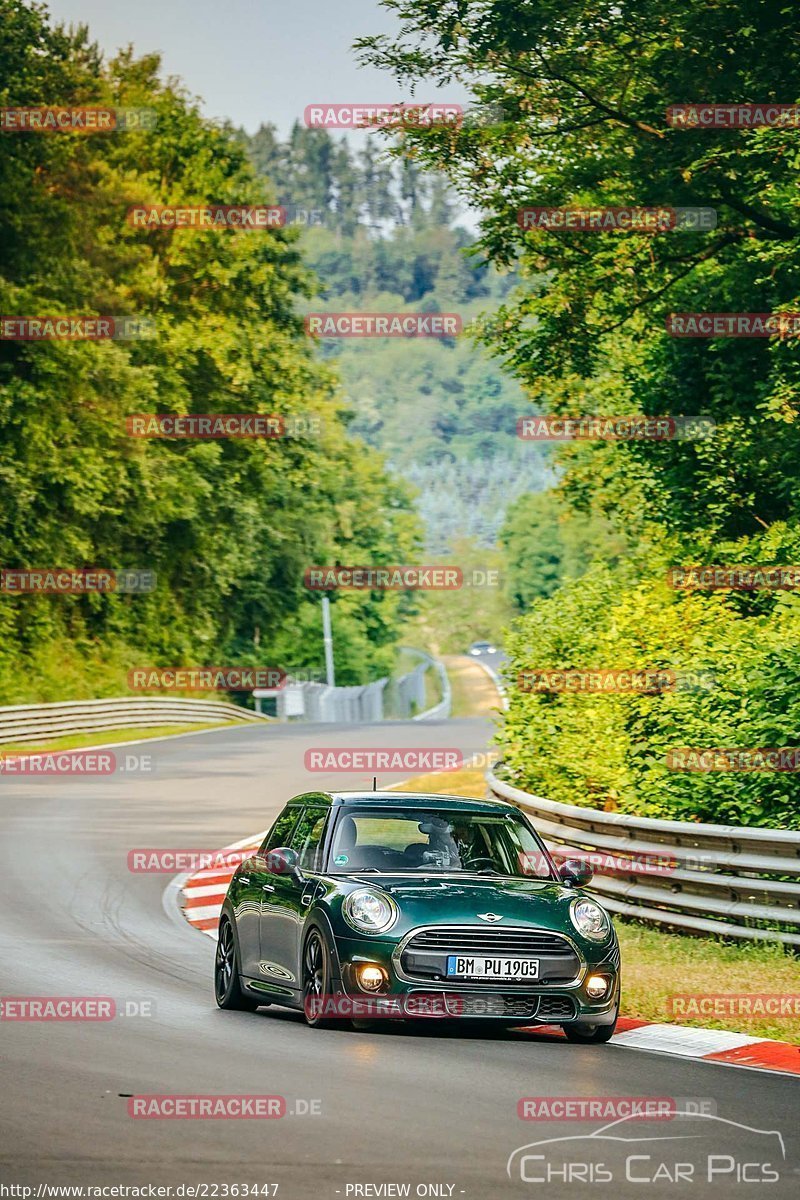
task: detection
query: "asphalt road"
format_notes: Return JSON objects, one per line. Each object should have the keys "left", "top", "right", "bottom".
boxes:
{"left": 0, "top": 720, "right": 797, "bottom": 1197}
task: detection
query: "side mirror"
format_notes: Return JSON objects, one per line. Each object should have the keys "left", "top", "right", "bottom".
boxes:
{"left": 559, "top": 858, "right": 593, "bottom": 887}
{"left": 264, "top": 847, "right": 302, "bottom": 880}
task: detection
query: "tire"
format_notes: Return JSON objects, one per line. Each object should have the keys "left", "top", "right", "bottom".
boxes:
{"left": 302, "top": 928, "right": 340, "bottom": 1029}
{"left": 215, "top": 916, "right": 262, "bottom": 1011}
{"left": 563, "top": 1020, "right": 616, "bottom": 1043}
{"left": 563, "top": 997, "right": 618, "bottom": 1043}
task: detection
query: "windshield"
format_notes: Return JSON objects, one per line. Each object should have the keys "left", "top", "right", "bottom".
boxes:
{"left": 326, "top": 808, "right": 555, "bottom": 879}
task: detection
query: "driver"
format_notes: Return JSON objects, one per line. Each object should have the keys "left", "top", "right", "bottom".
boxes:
{"left": 418, "top": 816, "right": 462, "bottom": 869}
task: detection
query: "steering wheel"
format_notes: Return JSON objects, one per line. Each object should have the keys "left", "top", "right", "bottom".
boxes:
{"left": 462, "top": 854, "right": 498, "bottom": 871}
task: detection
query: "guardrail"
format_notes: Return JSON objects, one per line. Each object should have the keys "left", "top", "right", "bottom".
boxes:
{"left": 410, "top": 652, "right": 451, "bottom": 721}
{"left": 0, "top": 697, "right": 268, "bottom": 746}
{"left": 486, "top": 763, "right": 800, "bottom": 947}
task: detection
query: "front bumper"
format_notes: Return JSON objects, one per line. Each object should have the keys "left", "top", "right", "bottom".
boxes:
{"left": 335, "top": 932, "right": 619, "bottom": 1024}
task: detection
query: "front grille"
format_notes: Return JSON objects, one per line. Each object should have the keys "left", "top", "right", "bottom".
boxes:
{"left": 406, "top": 927, "right": 574, "bottom": 955}
{"left": 443, "top": 993, "right": 539, "bottom": 1018}
{"left": 536, "top": 995, "right": 578, "bottom": 1021}
{"left": 399, "top": 925, "right": 581, "bottom": 985}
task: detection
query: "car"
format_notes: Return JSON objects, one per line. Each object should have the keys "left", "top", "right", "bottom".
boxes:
{"left": 468, "top": 640, "right": 497, "bottom": 656}
{"left": 214, "top": 790, "right": 620, "bottom": 1040}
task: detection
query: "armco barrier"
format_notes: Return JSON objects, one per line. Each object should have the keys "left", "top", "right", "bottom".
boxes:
{"left": 0, "top": 697, "right": 267, "bottom": 746}
{"left": 412, "top": 653, "right": 451, "bottom": 721}
{"left": 486, "top": 763, "right": 800, "bottom": 947}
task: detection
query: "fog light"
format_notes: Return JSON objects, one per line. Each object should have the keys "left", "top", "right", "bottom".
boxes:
{"left": 356, "top": 964, "right": 386, "bottom": 992}
{"left": 586, "top": 974, "right": 610, "bottom": 999}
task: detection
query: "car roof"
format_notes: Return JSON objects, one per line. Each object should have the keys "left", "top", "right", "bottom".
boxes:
{"left": 287, "top": 790, "right": 518, "bottom": 816}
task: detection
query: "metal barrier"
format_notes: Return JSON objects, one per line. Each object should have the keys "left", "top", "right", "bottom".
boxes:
{"left": 298, "top": 679, "right": 387, "bottom": 723}
{"left": 409, "top": 652, "right": 451, "bottom": 721}
{"left": 0, "top": 697, "right": 267, "bottom": 746}
{"left": 392, "top": 662, "right": 428, "bottom": 718}
{"left": 486, "top": 763, "right": 800, "bottom": 947}
{"left": 263, "top": 652, "right": 449, "bottom": 723}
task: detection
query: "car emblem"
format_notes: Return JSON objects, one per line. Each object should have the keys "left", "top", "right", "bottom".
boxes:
{"left": 477, "top": 912, "right": 503, "bottom": 922}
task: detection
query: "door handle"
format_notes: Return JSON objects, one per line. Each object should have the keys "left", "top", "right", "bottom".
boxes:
{"left": 239, "top": 875, "right": 251, "bottom": 885}
{"left": 300, "top": 894, "right": 312, "bottom": 906}
{"left": 262, "top": 883, "right": 275, "bottom": 893}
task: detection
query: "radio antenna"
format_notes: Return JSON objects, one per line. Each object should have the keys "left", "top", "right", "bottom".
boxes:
{"left": 372, "top": 776, "right": 378, "bottom": 792}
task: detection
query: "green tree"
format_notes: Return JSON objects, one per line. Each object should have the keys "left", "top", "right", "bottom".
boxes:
{"left": 0, "top": 0, "right": 420, "bottom": 702}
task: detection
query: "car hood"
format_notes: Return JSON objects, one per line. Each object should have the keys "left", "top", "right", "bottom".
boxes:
{"left": 343, "top": 873, "right": 583, "bottom": 936}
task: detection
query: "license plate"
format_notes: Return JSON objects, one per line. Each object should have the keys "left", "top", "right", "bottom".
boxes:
{"left": 446, "top": 955, "right": 540, "bottom": 980}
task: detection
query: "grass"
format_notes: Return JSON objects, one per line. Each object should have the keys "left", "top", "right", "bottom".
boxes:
{"left": 393, "top": 766, "right": 800, "bottom": 1044}
{"left": 441, "top": 654, "right": 503, "bottom": 718}
{"left": 0, "top": 721, "right": 237, "bottom": 755}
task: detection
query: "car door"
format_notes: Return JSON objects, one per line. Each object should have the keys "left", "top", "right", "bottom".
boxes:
{"left": 236, "top": 806, "right": 300, "bottom": 978}
{"left": 259, "top": 805, "right": 329, "bottom": 986}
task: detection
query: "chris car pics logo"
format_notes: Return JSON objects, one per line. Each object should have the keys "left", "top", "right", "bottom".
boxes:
{"left": 507, "top": 1112, "right": 785, "bottom": 1185}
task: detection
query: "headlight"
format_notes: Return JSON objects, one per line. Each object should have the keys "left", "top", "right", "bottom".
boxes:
{"left": 569, "top": 897, "right": 610, "bottom": 942}
{"left": 342, "top": 889, "right": 398, "bottom": 934}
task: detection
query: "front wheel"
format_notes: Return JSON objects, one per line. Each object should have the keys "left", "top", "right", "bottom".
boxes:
{"left": 563, "top": 1000, "right": 618, "bottom": 1043}
{"left": 563, "top": 1020, "right": 616, "bottom": 1043}
{"left": 302, "top": 929, "right": 340, "bottom": 1028}
{"left": 215, "top": 917, "right": 261, "bottom": 1010}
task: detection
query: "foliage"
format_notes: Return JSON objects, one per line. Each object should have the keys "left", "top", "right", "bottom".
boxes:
{"left": 358, "top": 0, "right": 800, "bottom": 825}
{"left": 501, "top": 528, "right": 800, "bottom": 828}
{"left": 500, "top": 488, "right": 626, "bottom": 608}
{"left": 239, "top": 123, "right": 552, "bottom": 552}
{"left": 398, "top": 537, "right": 514, "bottom": 654}
{"left": 0, "top": 0, "right": 420, "bottom": 702}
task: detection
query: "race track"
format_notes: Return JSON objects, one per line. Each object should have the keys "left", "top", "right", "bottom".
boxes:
{"left": 1, "top": 721, "right": 797, "bottom": 1197}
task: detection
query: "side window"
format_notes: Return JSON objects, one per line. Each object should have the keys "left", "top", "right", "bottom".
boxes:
{"left": 261, "top": 808, "right": 301, "bottom": 854}
{"left": 289, "top": 807, "right": 329, "bottom": 871}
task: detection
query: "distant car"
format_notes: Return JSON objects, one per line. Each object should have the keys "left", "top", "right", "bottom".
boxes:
{"left": 215, "top": 790, "right": 620, "bottom": 1040}
{"left": 468, "top": 640, "right": 497, "bottom": 656}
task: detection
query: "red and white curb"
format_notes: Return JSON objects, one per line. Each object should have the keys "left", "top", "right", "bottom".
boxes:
{"left": 179, "top": 831, "right": 266, "bottom": 935}
{"left": 177, "top": 835, "right": 800, "bottom": 1076}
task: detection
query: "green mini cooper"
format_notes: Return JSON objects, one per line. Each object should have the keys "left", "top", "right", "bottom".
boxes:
{"left": 215, "top": 790, "right": 620, "bottom": 1041}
